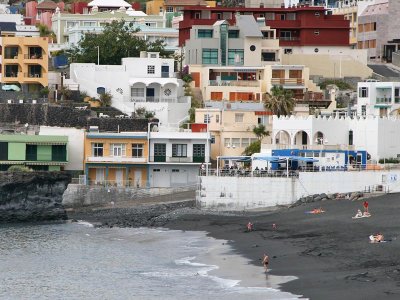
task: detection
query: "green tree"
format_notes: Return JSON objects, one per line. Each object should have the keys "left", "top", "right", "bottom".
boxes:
{"left": 68, "top": 20, "right": 167, "bottom": 65}
{"left": 252, "top": 124, "right": 269, "bottom": 141}
{"left": 264, "top": 86, "right": 295, "bottom": 117}
{"left": 242, "top": 140, "right": 261, "bottom": 156}
{"left": 134, "top": 106, "right": 155, "bottom": 119}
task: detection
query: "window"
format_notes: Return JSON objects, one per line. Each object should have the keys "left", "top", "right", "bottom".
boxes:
{"left": 361, "top": 105, "right": 366, "bottom": 116}
{"left": 92, "top": 143, "right": 103, "bottom": 157}
{"left": 154, "top": 143, "right": 166, "bottom": 156}
{"left": 195, "top": 12, "right": 201, "bottom": 19}
{"left": 228, "top": 30, "right": 239, "bottom": 38}
{"left": 349, "top": 130, "right": 353, "bottom": 146}
{"left": 315, "top": 12, "right": 320, "bottom": 17}
{"left": 265, "top": 12, "right": 274, "bottom": 20}
{"left": 232, "top": 138, "right": 240, "bottom": 148}
{"left": 235, "top": 113, "right": 244, "bottom": 122}
{"left": 224, "top": 138, "right": 230, "bottom": 147}
{"left": 216, "top": 114, "right": 220, "bottom": 123}
{"left": 228, "top": 49, "right": 244, "bottom": 65}
{"left": 314, "top": 48, "right": 319, "bottom": 53}
{"left": 241, "top": 138, "right": 249, "bottom": 148}
{"left": 250, "top": 138, "right": 257, "bottom": 144}
{"left": 83, "top": 21, "right": 96, "bottom": 27}
{"left": 202, "top": 49, "right": 218, "bottom": 64}
{"left": 26, "top": 144, "right": 37, "bottom": 161}
{"left": 284, "top": 48, "right": 293, "bottom": 54}
{"left": 131, "top": 88, "right": 144, "bottom": 97}
{"left": 193, "top": 144, "right": 205, "bottom": 157}
{"left": 204, "top": 114, "right": 211, "bottom": 123}
{"left": 166, "top": 6, "right": 173, "bottom": 12}
{"left": 280, "top": 31, "right": 292, "bottom": 40}
{"left": 111, "top": 144, "right": 126, "bottom": 157}
{"left": 216, "top": 13, "right": 222, "bottom": 20}
{"left": 153, "top": 169, "right": 160, "bottom": 172}
{"left": 52, "top": 145, "right": 67, "bottom": 162}
{"left": 172, "top": 169, "right": 180, "bottom": 172}
{"left": 172, "top": 144, "right": 187, "bottom": 157}
{"left": 197, "top": 29, "right": 213, "bottom": 38}
{"left": 314, "top": 30, "right": 320, "bottom": 35}
{"left": 132, "top": 143, "right": 144, "bottom": 157}
{"left": 359, "top": 87, "right": 368, "bottom": 98}
{"left": 147, "top": 65, "right": 155, "bottom": 74}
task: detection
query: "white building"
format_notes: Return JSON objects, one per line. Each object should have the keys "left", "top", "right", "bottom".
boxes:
{"left": 148, "top": 127, "right": 210, "bottom": 187}
{"left": 357, "top": 81, "right": 400, "bottom": 117}
{"left": 68, "top": 52, "right": 191, "bottom": 126}
{"left": 271, "top": 115, "right": 400, "bottom": 161}
{"left": 39, "top": 126, "right": 85, "bottom": 172}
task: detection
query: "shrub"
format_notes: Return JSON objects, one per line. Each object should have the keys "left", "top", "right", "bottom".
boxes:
{"left": 7, "top": 165, "right": 32, "bottom": 172}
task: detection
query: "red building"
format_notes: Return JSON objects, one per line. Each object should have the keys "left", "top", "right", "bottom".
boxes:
{"left": 179, "top": 5, "right": 349, "bottom": 47}
{"left": 71, "top": 2, "right": 89, "bottom": 14}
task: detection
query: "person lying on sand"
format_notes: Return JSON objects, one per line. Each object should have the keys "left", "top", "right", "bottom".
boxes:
{"left": 354, "top": 209, "right": 363, "bottom": 218}
{"left": 308, "top": 208, "right": 325, "bottom": 214}
{"left": 262, "top": 253, "right": 269, "bottom": 272}
{"left": 363, "top": 211, "right": 371, "bottom": 217}
{"left": 369, "top": 233, "right": 385, "bottom": 243}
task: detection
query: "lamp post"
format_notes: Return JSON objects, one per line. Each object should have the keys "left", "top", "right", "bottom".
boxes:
{"left": 97, "top": 46, "right": 100, "bottom": 65}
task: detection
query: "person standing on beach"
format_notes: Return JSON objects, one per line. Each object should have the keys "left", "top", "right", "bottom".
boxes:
{"left": 363, "top": 201, "right": 369, "bottom": 213}
{"left": 262, "top": 254, "right": 269, "bottom": 272}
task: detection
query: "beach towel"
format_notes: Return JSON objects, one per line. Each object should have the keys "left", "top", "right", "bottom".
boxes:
{"left": 352, "top": 214, "right": 371, "bottom": 219}
{"left": 305, "top": 210, "right": 325, "bottom": 214}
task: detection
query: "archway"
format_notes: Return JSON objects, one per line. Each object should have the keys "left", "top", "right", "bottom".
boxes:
{"left": 274, "top": 130, "right": 290, "bottom": 146}
{"left": 293, "top": 130, "right": 309, "bottom": 148}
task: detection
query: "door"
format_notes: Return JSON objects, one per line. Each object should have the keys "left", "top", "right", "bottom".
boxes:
{"left": 134, "top": 170, "right": 142, "bottom": 188}
{"left": 161, "top": 65, "right": 169, "bottom": 78}
{"left": 115, "top": 169, "right": 123, "bottom": 187}
{"left": 170, "top": 168, "right": 188, "bottom": 187}
{"left": 152, "top": 168, "right": 170, "bottom": 187}
{"left": 146, "top": 88, "right": 155, "bottom": 102}
{"left": 95, "top": 168, "right": 104, "bottom": 184}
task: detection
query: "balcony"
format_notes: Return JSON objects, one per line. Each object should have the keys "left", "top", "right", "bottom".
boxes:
{"left": 24, "top": 72, "right": 42, "bottom": 78}
{"left": 24, "top": 54, "right": 43, "bottom": 60}
{"left": 86, "top": 156, "right": 147, "bottom": 163}
{"left": 376, "top": 98, "right": 392, "bottom": 104}
{"left": 208, "top": 80, "right": 260, "bottom": 87}
{"left": 271, "top": 78, "right": 304, "bottom": 86}
{"left": 149, "top": 156, "right": 205, "bottom": 163}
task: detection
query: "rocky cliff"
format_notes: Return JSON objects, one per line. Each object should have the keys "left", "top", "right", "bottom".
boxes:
{"left": 0, "top": 172, "right": 71, "bottom": 222}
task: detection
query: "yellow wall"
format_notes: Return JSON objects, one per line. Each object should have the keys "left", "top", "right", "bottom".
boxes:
{"left": 84, "top": 137, "right": 149, "bottom": 160}
{"left": 87, "top": 167, "right": 147, "bottom": 187}
{"left": 146, "top": 0, "right": 163, "bottom": 15}
{"left": 1, "top": 36, "right": 49, "bottom": 87}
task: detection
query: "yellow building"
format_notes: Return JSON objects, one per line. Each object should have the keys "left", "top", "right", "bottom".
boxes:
{"left": 1, "top": 36, "right": 49, "bottom": 91}
{"left": 333, "top": 5, "right": 358, "bottom": 47}
{"left": 84, "top": 131, "right": 149, "bottom": 187}
{"left": 146, "top": 0, "right": 216, "bottom": 15}
{"left": 195, "top": 106, "right": 273, "bottom": 160}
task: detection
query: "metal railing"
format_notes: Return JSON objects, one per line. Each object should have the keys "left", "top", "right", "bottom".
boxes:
{"left": 208, "top": 80, "right": 260, "bottom": 87}
{"left": 271, "top": 78, "right": 304, "bottom": 85}
{"left": 24, "top": 73, "right": 42, "bottom": 78}
{"left": 149, "top": 156, "right": 205, "bottom": 163}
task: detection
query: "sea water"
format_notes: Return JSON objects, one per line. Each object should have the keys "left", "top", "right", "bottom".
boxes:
{"left": 0, "top": 222, "right": 301, "bottom": 300}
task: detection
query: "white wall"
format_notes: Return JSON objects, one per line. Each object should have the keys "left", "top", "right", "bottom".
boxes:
{"left": 198, "top": 171, "right": 400, "bottom": 210}
{"left": 39, "top": 126, "right": 85, "bottom": 171}
{"left": 149, "top": 165, "right": 199, "bottom": 187}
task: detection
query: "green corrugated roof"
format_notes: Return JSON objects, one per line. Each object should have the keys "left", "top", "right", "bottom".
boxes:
{"left": 0, "top": 135, "right": 68, "bottom": 143}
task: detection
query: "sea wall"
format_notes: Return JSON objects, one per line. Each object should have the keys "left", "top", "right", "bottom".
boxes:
{"left": 197, "top": 171, "right": 400, "bottom": 210}
{"left": 0, "top": 172, "right": 71, "bottom": 222}
{"left": 62, "top": 184, "right": 196, "bottom": 208}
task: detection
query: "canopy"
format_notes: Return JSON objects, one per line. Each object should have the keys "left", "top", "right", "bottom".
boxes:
{"left": 252, "top": 156, "right": 280, "bottom": 162}
{"left": 218, "top": 156, "right": 251, "bottom": 161}
{"left": 252, "top": 155, "right": 318, "bottom": 163}
{"left": 2, "top": 84, "right": 21, "bottom": 91}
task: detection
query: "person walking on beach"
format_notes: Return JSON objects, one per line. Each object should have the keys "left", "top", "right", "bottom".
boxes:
{"left": 262, "top": 254, "right": 269, "bottom": 272}
{"left": 363, "top": 200, "right": 369, "bottom": 213}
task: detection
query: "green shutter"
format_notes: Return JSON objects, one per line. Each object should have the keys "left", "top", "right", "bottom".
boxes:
{"left": 0, "top": 142, "right": 8, "bottom": 160}
{"left": 37, "top": 145, "right": 52, "bottom": 161}
{"left": 8, "top": 143, "right": 26, "bottom": 160}
{"left": 48, "top": 166, "right": 61, "bottom": 171}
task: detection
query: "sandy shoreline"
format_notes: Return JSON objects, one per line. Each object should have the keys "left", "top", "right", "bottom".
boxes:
{"left": 162, "top": 193, "right": 400, "bottom": 299}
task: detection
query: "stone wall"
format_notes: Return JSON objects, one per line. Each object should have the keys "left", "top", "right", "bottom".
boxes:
{"left": 0, "top": 103, "right": 148, "bottom": 132}
{"left": 0, "top": 172, "right": 71, "bottom": 222}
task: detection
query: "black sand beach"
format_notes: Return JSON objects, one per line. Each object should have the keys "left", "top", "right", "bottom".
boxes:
{"left": 163, "top": 193, "right": 400, "bottom": 299}
{"left": 69, "top": 193, "right": 400, "bottom": 299}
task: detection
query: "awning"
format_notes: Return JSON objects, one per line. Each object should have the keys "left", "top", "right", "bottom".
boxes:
{"left": 129, "top": 78, "right": 178, "bottom": 87}
{"left": 218, "top": 156, "right": 251, "bottom": 160}
{"left": 26, "top": 142, "right": 67, "bottom": 145}
{"left": 252, "top": 156, "right": 280, "bottom": 162}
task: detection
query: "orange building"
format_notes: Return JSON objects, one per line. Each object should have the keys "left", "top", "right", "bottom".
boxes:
{"left": 1, "top": 36, "right": 48, "bottom": 92}
{"left": 84, "top": 131, "right": 148, "bottom": 187}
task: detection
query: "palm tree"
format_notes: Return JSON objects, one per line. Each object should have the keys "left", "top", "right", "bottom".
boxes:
{"left": 253, "top": 124, "right": 269, "bottom": 141}
{"left": 264, "top": 86, "right": 295, "bottom": 117}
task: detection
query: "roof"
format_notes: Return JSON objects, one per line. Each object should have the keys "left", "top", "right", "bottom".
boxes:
{"left": 0, "top": 134, "right": 68, "bottom": 144}
{"left": 165, "top": 0, "right": 208, "bottom": 6}
{"left": 0, "top": 22, "right": 17, "bottom": 32}
{"left": 360, "top": 1, "right": 388, "bottom": 17}
{"left": 235, "top": 15, "right": 263, "bottom": 38}
{"left": 88, "top": 0, "right": 131, "bottom": 8}
{"left": 36, "top": 1, "right": 59, "bottom": 10}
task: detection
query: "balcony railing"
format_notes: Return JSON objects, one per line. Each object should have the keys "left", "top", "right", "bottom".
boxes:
{"left": 376, "top": 97, "right": 392, "bottom": 104}
{"left": 24, "top": 73, "right": 42, "bottom": 78}
{"left": 271, "top": 78, "right": 304, "bottom": 86}
{"left": 4, "top": 72, "right": 19, "bottom": 78}
{"left": 149, "top": 156, "right": 205, "bottom": 163}
{"left": 129, "top": 96, "right": 190, "bottom": 103}
{"left": 279, "top": 37, "right": 300, "bottom": 41}
{"left": 24, "top": 54, "right": 43, "bottom": 59}
{"left": 86, "top": 156, "right": 147, "bottom": 163}
{"left": 208, "top": 80, "right": 260, "bottom": 87}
